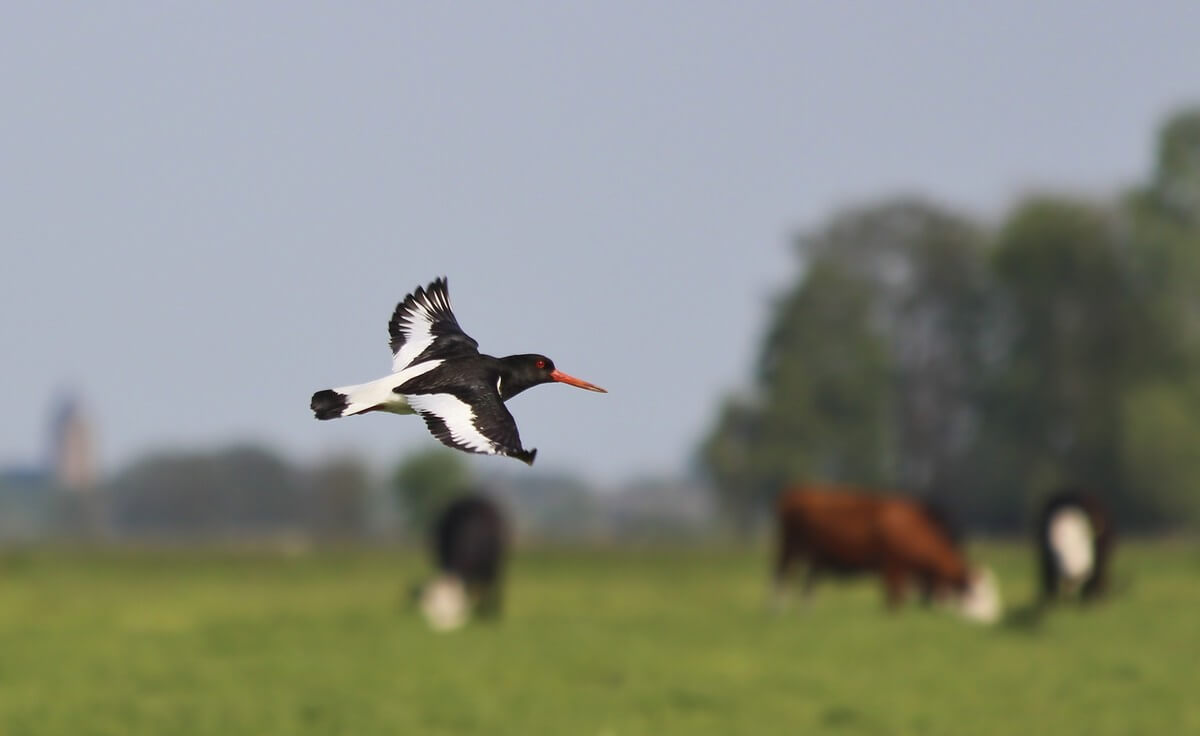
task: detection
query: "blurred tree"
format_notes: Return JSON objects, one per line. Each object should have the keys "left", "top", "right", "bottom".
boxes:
{"left": 758, "top": 260, "right": 892, "bottom": 487}
{"left": 108, "top": 444, "right": 300, "bottom": 535}
{"left": 702, "top": 109, "right": 1200, "bottom": 532}
{"left": 702, "top": 200, "right": 988, "bottom": 528}
{"left": 797, "top": 201, "right": 992, "bottom": 498}
{"left": 484, "top": 469, "right": 599, "bottom": 540}
{"left": 701, "top": 260, "right": 889, "bottom": 531}
{"left": 1149, "top": 108, "right": 1200, "bottom": 225}
{"left": 305, "top": 456, "right": 370, "bottom": 538}
{"left": 1114, "top": 106, "right": 1200, "bottom": 528}
{"left": 972, "top": 198, "right": 1135, "bottom": 526}
{"left": 1121, "top": 380, "right": 1200, "bottom": 526}
{"left": 1125, "top": 107, "right": 1200, "bottom": 377}
{"left": 220, "top": 446, "right": 300, "bottom": 527}
{"left": 700, "top": 395, "right": 766, "bottom": 531}
{"left": 392, "top": 449, "right": 473, "bottom": 532}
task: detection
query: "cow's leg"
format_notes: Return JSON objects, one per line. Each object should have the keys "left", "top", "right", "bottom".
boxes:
{"left": 917, "top": 572, "right": 936, "bottom": 607}
{"left": 883, "top": 563, "right": 908, "bottom": 610}
{"left": 800, "top": 563, "right": 821, "bottom": 603}
{"left": 770, "top": 537, "right": 800, "bottom": 611}
{"left": 1081, "top": 553, "right": 1108, "bottom": 602}
{"left": 1037, "top": 543, "right": 1059, "bottom": 606}
{"left": 478, "top": 580, "right": 504, "bottom": 619}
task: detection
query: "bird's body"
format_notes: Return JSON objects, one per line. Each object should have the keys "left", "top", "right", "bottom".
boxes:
{"left": 311, "top": 278, "right": 605, "bottom": 465}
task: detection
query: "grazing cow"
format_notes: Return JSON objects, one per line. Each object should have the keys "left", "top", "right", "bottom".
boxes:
{"left": 1035, "top": 489, "right": 1114, "bottom": 604}
{"left": 773, "top": 485, "right": 1000, "bottom": 623}
{"left": 418, "top": 494, "right": 508, "bottom": 629}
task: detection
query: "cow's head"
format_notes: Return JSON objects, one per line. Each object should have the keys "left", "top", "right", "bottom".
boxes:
{"left": 954, "top": 566, "right": 1002, "bottom": 624}
{"left": 956, "top": 566, "right": 1002, "bottom": 624}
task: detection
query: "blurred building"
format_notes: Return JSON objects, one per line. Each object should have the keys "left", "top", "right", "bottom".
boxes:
{"left": 0, "top": 392, "right": 98, "bottom": 539}
{"left": 49, "top": 394, "right": 96, "bottom": 492}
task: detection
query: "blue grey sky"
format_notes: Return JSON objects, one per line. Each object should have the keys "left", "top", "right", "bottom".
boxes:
{"left": 2, "top": 3, "right": 1197, "bottom": 483}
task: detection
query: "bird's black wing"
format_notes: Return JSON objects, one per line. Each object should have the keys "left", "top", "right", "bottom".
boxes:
{"left": 403, "top": 386, "right": 537, "bottom": 466}
{"left": 388, "top": 277, "right": 480, "bottom": 371}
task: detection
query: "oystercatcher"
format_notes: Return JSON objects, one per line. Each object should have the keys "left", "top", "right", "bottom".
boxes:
{"left": 311, "top": 277, "right": 606, "bottom": 465}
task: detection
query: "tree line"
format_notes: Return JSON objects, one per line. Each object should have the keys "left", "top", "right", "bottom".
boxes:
{"left": 701, "top": 108, "right": 1200, "bottom": 532}
{"left": 81, "top": 445, "right": 709, "bottom": 541}
{"left": 103, "top": 445, "right": 374, "bottom": 539}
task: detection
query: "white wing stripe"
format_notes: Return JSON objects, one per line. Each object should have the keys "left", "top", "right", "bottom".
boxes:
{"left": 406, "top": 392, "right": 499, "bottom": 454}
{"left": 392, "top": 287, "right": 452, "bottom": 372}
{"left": 396, "top": 358, "right": 443, "bottom": 383}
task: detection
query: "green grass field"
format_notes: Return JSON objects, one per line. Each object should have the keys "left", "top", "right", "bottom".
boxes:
{"left": 1, "top": 541, "right": 1196, "bottom": 735}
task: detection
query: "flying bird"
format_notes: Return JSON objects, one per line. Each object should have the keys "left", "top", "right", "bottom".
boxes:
{"left": 311, "top": 277, "right": 606, "bottom": 465}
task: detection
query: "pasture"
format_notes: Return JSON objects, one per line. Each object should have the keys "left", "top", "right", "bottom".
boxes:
{"left": 0, "top": 541, "right": 1196, "bottom": 735}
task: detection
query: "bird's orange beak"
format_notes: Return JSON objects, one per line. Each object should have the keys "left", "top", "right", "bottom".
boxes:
{"left": 549, "top": 369, "right": 607, "bottom": 393}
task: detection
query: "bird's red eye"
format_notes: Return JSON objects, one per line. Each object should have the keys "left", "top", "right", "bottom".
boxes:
{"left": 536, "top": 359, "right": 546, "bottom": 369}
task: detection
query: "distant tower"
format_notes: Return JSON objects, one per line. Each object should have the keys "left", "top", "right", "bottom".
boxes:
{"left": 49, "top": 395, "right": 96, "bottom": 492}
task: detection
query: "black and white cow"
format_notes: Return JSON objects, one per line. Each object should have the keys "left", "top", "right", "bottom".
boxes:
{"left": 418, "top": 494, "right": 508, "bottom": 630}
{"left": 1036, "top": 489, "right": 1114, "bottom": 604}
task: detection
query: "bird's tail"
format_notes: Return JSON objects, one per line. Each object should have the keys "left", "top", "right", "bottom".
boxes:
{"left": 311, "top": 376, "right": 409, "bottom": 420}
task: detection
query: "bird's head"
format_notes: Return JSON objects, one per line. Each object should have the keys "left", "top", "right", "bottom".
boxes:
{"left": 499, "top": 354, "right": 607, "bottom": 400}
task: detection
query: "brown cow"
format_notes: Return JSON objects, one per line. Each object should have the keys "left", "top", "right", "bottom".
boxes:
{"left": 773, "top": 485, "right": 1000, "bottom": 622}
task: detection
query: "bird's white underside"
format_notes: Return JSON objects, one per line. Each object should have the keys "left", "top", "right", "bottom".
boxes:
{"left": 333, "top": 360, "right": 443, "bottom": 416}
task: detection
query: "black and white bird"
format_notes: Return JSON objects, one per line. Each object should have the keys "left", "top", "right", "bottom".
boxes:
{"left": 310, "top": 277, "right": 606, "bottom": 465}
